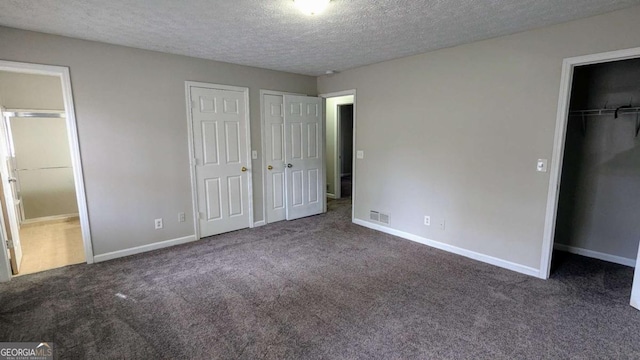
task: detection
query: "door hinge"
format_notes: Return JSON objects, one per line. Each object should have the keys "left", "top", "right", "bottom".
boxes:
{"left": 6, "top": 239, "right": 14, "bottom": 249}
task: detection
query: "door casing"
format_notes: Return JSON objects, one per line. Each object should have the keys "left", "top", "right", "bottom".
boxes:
{"left": 0, "top": 60, "right": 94, "bottom": 282}
{"left": 320, "top": 90, "right": 357, "bottom": 222}
{"left": 542, "top": 46, "right": 640, "bottom": 309}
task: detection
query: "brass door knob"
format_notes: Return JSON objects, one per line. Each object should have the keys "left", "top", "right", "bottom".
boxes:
{"left": 241, "top": 167, "right": 247, "bottom": 172}
{"left": 267, "top": 165, "right": 273, "bottom": 170}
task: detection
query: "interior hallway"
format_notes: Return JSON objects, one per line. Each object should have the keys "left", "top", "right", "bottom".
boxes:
{"left": 16, "top": 218, "right": 84, "bottom": 276}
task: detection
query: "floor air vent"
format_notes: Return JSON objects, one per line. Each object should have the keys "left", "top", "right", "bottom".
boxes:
{"left": 379, "top": 213, "right": 390, "bottom": 224}
{"left": 370, "top": 210, "right": 389, "bottom": 224}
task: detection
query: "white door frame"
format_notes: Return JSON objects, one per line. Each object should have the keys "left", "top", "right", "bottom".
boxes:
{"left": 259, "top": 89, "right": 305, "bottom": 225}
{"left": 0, "top": 60, "right": 94, "bottom": 282}
{"left": 540, "top": 47, "right": 640, "bottom": 280}
{"left": 185, "top": 81, "right": 253, "bottom": 240}
{"left": 319, "top": 90, "right": 357, "bottom": 222}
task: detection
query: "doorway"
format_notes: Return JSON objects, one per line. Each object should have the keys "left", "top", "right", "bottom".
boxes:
{"left": 321, "top": 90, "right": 356, "bottom": 221}
{"left": 337, "top": 104, "right": 354, "bottom": 198}
{"left": 541, "top": 47, "right": 640, "bottom": 309}
{"left": 0, "top": 61, "right": 93, "bottom": 281}
{"left": 324, "top": 94, "right": 354, "bottom": 200}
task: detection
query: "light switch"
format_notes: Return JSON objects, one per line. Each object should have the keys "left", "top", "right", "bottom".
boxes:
{"left": 537, "top": 159, "right": 548, "bottom": 172}
{"left": 356, "top": 150, "right": 364, "bottom": 159}
{"left": 252, "top": 150, "right": 258, "bottom": 160}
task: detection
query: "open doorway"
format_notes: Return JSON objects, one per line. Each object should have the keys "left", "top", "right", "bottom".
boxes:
{"left": 324, "top": 94, "right": 354, "bottom": 200}
{"left": 338, "top": 104, "right": 354, "bottom": 198}
{"left": 322, "top": 91, "right": 356, "bottom": 220}
{"left": 542, "top": 47, "right": 640, "bottom": 309}
{"left": 553, "top": 58, "right": 640, "bottom": 270}
{"left": 0, "top": 61, "right": 92, "bottom": 281}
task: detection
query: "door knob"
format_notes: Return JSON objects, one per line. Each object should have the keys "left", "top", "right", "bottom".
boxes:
{"left": 241, "top": 167, "right": 248, "bottom": 172}
{"left": 267, "top": 165, "right": 273, "bottom": 170}
{"left": 287, "top": 164, "right": 293, "bottom": 168}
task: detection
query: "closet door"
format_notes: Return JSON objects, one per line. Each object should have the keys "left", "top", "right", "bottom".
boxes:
{"left": 283, "top": 95, "right": 324, "bottom": 220}
{"left": 263, "top": 94, "right": 286, "bottom": 223}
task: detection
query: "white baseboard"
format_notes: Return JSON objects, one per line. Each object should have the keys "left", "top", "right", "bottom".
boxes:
{"left": 93, "top": 235, "right": 197, "bottom": 263}
{"left": 22, "top": 213, "right": 79, "bottom": 225}
{"left": 554, "top": 243, "right": 635, "bottom": 267}
{"left": 327, "top": 193, "right": 337, "bottom": 199}
{"left": 253, "top": 220, "right": 266, "bottom": 227}
{"left": 353, "top": 218, "right": 541, "bottom": 278}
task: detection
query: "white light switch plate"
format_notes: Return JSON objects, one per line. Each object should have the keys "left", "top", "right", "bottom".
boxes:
{"left": 356, "top": 150, "right": 364, "bottom": 159}
{"left": 537, "top": 159, "right": 548, "bottom": 172}
{"left": 252, "top": 150, "right": 258, "bottom": 160}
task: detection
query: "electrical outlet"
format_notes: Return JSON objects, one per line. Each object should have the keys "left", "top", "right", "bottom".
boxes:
{"left": 178, "top": 212, "right": 185, "bottom": 223}
{"left": 537, "top": 159, "right": 548, "bottom": 172}
{"left": 155, "top": 218, "right": 163, "bottom": 229}
{"left": 439, "top": 219, "right": 446, "bottom": 231}
{"left": 424, "top": 216, "right": 430, "bottom": 226}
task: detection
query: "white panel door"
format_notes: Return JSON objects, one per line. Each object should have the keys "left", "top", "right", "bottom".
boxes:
{"left": 631, "top": 244, "right": 640, "bottom": 310}
{"left": 190, "top": 86, "right": 250, "bottom": 237}
{"left": 264, "top": 94, "right": 286, "bottom": 223}
{"left": 283, "top": 95, "right": 324, "bottom": 220}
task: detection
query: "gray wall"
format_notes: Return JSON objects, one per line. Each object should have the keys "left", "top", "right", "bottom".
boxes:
{"left": 555, "top": 59, "right": 640, "bottom": 260}
{"left": 317, "top": 6, "right": 640, "bottom": 270}
{"left": 0, "top": 72, "right": 78, "bottom": 219}
{"left": 0, "top": 27, "right": 316, "bottom": 255}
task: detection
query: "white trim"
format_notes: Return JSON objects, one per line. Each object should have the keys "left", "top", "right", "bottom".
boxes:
{"left": 253, "top": 220, "right": 266, "bottom": 227}
{"left": 554, "top": 243, "right": 636, "bottom": 268}
{"left": 319, "top": 90, "right": 357, "bottom": 222}
{"left": 93, "top": 235, "right": 197, "bottom": 263}
{"left": 259, "top": 89, "right": 305, "bottom": 225}
{"left": 541, "top": 46, "right": 640, "bottom": 279}
{"left": 21, "top": 213, "right": 79, "bottom": 226}
{"left": 354, "top": 218, "right": 541, "bottom": 277}
{"left": 185, "top": 81, "right": 254, "bottom": 239}
{"left": 0, "top": 61, "right": 94, "bottom": 283}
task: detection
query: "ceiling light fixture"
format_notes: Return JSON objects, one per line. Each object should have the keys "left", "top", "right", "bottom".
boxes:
{"left": 293, "top": 0, "right": 330, "bottom": 15}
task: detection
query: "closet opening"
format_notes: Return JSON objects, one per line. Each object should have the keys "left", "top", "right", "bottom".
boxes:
{"left": 545, "top": 53, "right": 640, "bottom": 309}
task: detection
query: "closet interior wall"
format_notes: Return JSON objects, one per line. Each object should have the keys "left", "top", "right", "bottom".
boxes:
{"left": 555, "top": 58, "right": 640, "bottom": 263}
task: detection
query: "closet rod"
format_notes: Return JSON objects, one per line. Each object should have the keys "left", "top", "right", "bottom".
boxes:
{"left": 2, "top": 111, "right": 66, "bottom": 119}
{"left": 569, "top": 108, "right": 640, "bottom": 137}
{"left": 16, "top": 166, "right": 72, "bottom": 171}
{"left": 569, "top": 107, "right": 640, "bottom": 116}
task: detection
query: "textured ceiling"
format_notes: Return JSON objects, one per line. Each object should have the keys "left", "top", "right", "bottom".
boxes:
{"left": 1, "top": 0, "right": 640, "bottom": 76}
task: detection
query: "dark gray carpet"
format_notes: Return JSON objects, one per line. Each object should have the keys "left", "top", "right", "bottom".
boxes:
{"left": 340, "top": 175, "right": 352, "bottom": 198}
{"left": 1, "top": 198, "right": 639, "bottom": 359}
